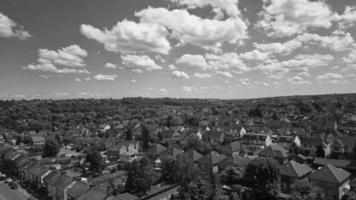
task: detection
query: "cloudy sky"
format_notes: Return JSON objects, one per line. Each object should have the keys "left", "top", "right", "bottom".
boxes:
{"left": 0, "top": 0, "right": 356, "bottom": 99}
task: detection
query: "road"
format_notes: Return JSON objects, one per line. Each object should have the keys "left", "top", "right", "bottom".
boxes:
{"left": 0, "top": 181, "right": 28, "bottom": 200}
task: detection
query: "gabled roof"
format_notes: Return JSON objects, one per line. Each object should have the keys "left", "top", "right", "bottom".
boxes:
{"left": 78, "top": 189, "right": 106, "bottom": 200}
{"left": 185, "top": 149, "right": 203, "bottom": 162}
{"left": 160, "top": 147, "right": 183, "bottom": 158}
{"left": 52, "top": 174, "right": 73, "bottom": 189}
{"left": 280, "top": 160, "right": 312, "bottom": 178}
{"left": 308, "top": 164, "right": 350, "bottom": 184}
{"left": 108, "top": 192, "right": 139, "bottom": 200}
{"left": 43, "top": 170, "right": 61, "bottom": 185}
{"left": 300, "top": 137, "right": 324, "bottom": 146}
{"left": 150, "top": 144, "right": 167, "bottom": 156}
{"left": 258, "top": 144, "right": 289, "bottom": 159}
{"left": 334, "top": 137, "right": 356, "bottom": 147}
{"left": 31, "top": 165, "right": 49, "bottom": 179}
{"left": 68, "top": 181, "right": 90, "bottom": 199}
{"left": 198, "top": 151, "right": 226, "bottom": 166}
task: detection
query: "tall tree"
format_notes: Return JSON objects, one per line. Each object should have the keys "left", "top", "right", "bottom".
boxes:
{"left": 315, "top": 145, "right": 325, "bottom": 158}
{"left": 141, "top": 125, "right": 151, "bottom": 151}
{"left": 289, "top": 180, "right": 325, "bottom": 200}
{"left": 244, "top": 157, "right": 281, "bottom": 200}
{"left": 42, "top": 138, "right": 60, "bottom": 158}
{"left": 85, "top": 148, "right": 105, "bottom": 172}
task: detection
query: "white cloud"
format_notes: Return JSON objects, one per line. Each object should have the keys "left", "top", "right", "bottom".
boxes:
{"left": 240, "top": 78, "right": 250, "bottom": 86}
{"left": 254, "top": 40, "right": 302, "bottom": 56}
{"left": 104, "top": 63, "right": 117, "bottom": 69}
{"left": 121, "top": 54, "right": 162, "bottom": 72}
{"left": 216, "top": 71, "right": 233, "bottom": 78}
{"left": 193, "top": 73, "right": 212, "bottom": 78}
{"left": 239, "top": 49, "right": 269, "bottom": 61}
{"left": 182, "top": 86, "right": 195, "bottom": 92}
{"left": 316, "top": 73, "right": 343, "bottom": 80}
{"left": 333, "top": 6, "right": 356, "bottom": 29}
{"left": 136, "top": 7, "right": 248, "bottom": 52}
{"left": 257, "top": 0, "right": 333, "bottom": 37}
{"left": 167, "top": 0, "right": 241, "bottom": 17}
{"left": 0, "top": 12, "right": 31, "bottom": 40}
{"left": 257, "top": 54, "right": 333, "bottom": 79}
{"left": 168, "top": 64, "right": 177, "bottom": 70}
{"left": 176, "top": 54, "right": 209, "bottom": 70}
{"left": 172, "top": 70, "right": 190, "bottom": 79}
{"left": 343, "top": 49, "right": 356, "bottom": 69}
{"left": 80, "top": 20, "right": 171, "bottom": 54}
{"left": 94, "top": 74, "right": 118, "bottom": 81}
{"left": 287, "top": 76, "right": 311, "bottom": 84}
{"left": 23, "top": 45, "right": 89, "bottom": 74}
{"left": 131, "top": 79, "right": 137, "bottom": 83}
{"left": 160, "top": 88, "right": 168, "bottom": 94}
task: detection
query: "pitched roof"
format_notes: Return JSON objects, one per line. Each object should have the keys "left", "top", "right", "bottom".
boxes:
{"left": 300, "top": 137, "right": 324, "bottom": 146}
{"left": 78, "top": 189, "right": 106, "bottom": 200}
{"left": 258, "top": 144, "right": 289, "bottom": 159}
{"left": 31, "top": 165, "right": 49, "bottom": 179}
{"left": 223, "top": 141, "right": 242, "bottom": 153}
{"left": 308, "top": 164, "right": 350, "bottom": 184}
{"left": 108, "top": 193, "right": 139, "bottom": 200}
{"left": 150, "top": 144, "right": 167, "bottom": 156}
{"left": 280, "top": 160, "right": 312, "bottom": 178}
{"left": 198, "top": 151, "right": 226, "bottom": 165}
{"left": 43, "top": 170, "right": 61, "bottom": 185}
{"left": 159, "top": 147, "right": 183, "bottom": 158}
{"left": 334, "top": 137, "right": 356, "bottom": 147}
{"left": 185, "top": 149, "right": 203, "bottom": 162}
{"left": 52, "top": 175, "right": 73, "bottom": 189}
{"left": 68, "top": 181, "right": 90, "bottom": 199}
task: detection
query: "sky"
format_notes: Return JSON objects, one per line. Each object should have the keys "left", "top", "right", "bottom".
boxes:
{"left": 0, "top": 0, "right": 356, "bottom": 100}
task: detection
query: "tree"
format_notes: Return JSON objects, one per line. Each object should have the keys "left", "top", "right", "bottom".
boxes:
{"left": 160, "top": 157, "right": 181, "bottom": 184}
{"left": 85, "top": 149, "right": 105, "bottom": 172}
{"left": 342, "top": 191, "right": 356, "bottom": 200}
{"left": 42, "top": 138, "right": 60, "bottom": 158}
{"left": 125, "top": 128, "right": 133, "bottom": 141}
{"left": 289, "top": 180, "right": 325, "bottom": 200}
{"left": 289, "top": 142, "right": 301, "bottom": 156}
{"left": 244, "top": 157, "right": 281, "bottom": 200}
{"left": 141, "top": 125, "right": 151, "bottom": 151}
{"left": 125, "top": 157, "right": 155, "bottom": 196}
{"left": 315, "top": 145, "right": 325, "bottom": 158}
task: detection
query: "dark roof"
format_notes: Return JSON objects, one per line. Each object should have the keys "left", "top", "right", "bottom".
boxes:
{"left": 313, "top": 158, "right": 356, "bottom": 170}
{"left": 160, "top": 147, "right": 183, "bottom": 158}
{"left": 31, "top": 165, "right": 49, "bottom": 179}
{"left": 150, "top": 144, "right": 167, "bottom": 156}
{"left": 107, "top": 193, "right": 138, "bottom": 200}
{"left": 68, "top": 181, "right": 90, "bottom": 199}
{"left": 198, "top": 151, "right": 226, "bottom": 166}
{"left": 280, "top": 160, "right": 312, "bottom": 178}
{"left": 334, "top": 137, "right": 356, "bottom": 147}
{"left": 91, "top": 171, "right": 127, "bottom": 184}
{"left": 232, "top": 155, "right": 251, "bottom": 169}
{"left": 308, "top": 164, "right": 350, "bottom": 184}
{"left": 43, "top": 170, "right": 61, "bottom": 185}
{"left": 300, "top": 137, "right": 324, "bottom": 146}
{"left": 258, "top": 144, "right": 289, "bottom": 159}
{"left": 52, "top": 175, "right": 73, "bottom": 189}
{"left": 222, "top": 141, "right": 242, "bottom": 154}
{"left": 78, "top": 189, "right": 106, "bottom": 200}
{"left": 185, "top": 149, "right": 203, "bottom": 162}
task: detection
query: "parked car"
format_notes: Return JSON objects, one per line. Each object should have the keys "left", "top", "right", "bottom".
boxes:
{"left": 9, "top": 182, "right": 19, "bottom": 189}
{"left": 4, "top": 178, "right": 12, "bottom": 184}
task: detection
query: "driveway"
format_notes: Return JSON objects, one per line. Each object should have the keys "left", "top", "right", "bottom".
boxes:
{"left": 0, "top": 181, "right": 28, "bottom": 200}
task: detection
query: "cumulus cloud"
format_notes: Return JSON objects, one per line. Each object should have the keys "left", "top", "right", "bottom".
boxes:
{"left": 287, "top": 76, "right": 311, "bottom": 84}
{"left": 257, "top": 0, "right": 333, "bottom": 37}
{"left": 94, "top": 74, "right": 118, "bottom": 81}
{"left": 168, "top": 64, "right": 177, "bottom": 70}
{"left": 0, "top": 12, "right": 31, "bottom": 40}
{"left": 343, "top": 49, "right": 356, "bottom": 70}
{"left": 193, "top": 73, "right": 212, "bottom": 78}
{"left": 23, "top": 45, "right": 89, "bottom": 74}
{"left": 176, "top": 54, "right": 210, "bottom": 70}
{"left": 216, "top": 71, "right": 233, "bottom": 78}
{"left": 316, "top": 73, "right": 343, "bottom": 81}
{"left": 182, "top": 86, "right": 196, "bottom": 92}
{"left": 121, "top": 54, "right": 162, "bottom": 73}
{"left": 104, "top": 63, "right": 117, "bottom": 69}
{"left": 254, "top": 40, "right": 302, "bottom": 56}
{"left": 240, "top": 78, "right": 250, "bottom": 86}
{"left": 239, "top": 49, "right": 269, "bottom": 61}
{"left": 172, "top": 70, "right": 190, "bottom": 79}
{"left": 167, "top": 0, "right": 241, "bottom": 17}
{"left": 257, "top": 54, "right": 333, "bottom": 79}
{"left": 160, "top": 88, "right": 168, "bottom": 94}
{"left": 136, "top": 7, "right": 248, "bottom": 52}
{"left": 80, "top": 20, "right": 171, "bottom": 55}
{"left": 333, "top": 6, "right": 356, "bottom": 29}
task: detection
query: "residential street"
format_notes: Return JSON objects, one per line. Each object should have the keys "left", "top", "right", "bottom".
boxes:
{"left": 0, "top": 181, "right": 29, "bottom": 200}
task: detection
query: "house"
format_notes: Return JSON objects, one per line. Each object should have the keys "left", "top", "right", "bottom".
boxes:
{"left": 148, "top": 144, "right": 167, "bottom": 158}
{"left": 106, "top": 141, "right": 139, "bottom": 160}
{"left": 67, "top": 180, "right": 90, "bottom": 200}
{"left": 312, "top": 158, "right": 356, "bottom": 171}
{"left": 258, "top": 144, "right": 289, "bottom": 164}
{"left": 31, "top": 135, "right": 46, "bottom": 146}
{"left": 308, "top": 164, "right": 351, "bottom": 200}
{"left": 197, "top": 151, "right": 226, "bottom": 173}
{"left": 159, "top": 147, "right": 183, "bottom": 159}
{"left": 90, "top": 171, "right": 127, "bottom": 193}
{"left": 278, "top": 136, "right": 300, "bottom": 149}
{"left": 331, "top": 137, "right": 356, "bottom": 156}
{"left": 221, "top": 141, "right": 242, "bottom": 156}
{"left": 242, "top": 133, "right": 272, "bottom": 150}
{"left": 78, "top": 189, "right": 106, "bottom": 200}
{"left": 106, "top": 193, "right": 138, "bottom": 200}
{"left": 299, "top": 137, "right": 326, "bottom": 155}
{"left": 185, "top": 149, "right": 203, "bottom": 162}
{"left": 140, "top": 184, "right": 179, "bottom": 200}
{"left": 280, "top": 160, "right": 313, "bottom": 192}
{"left": 29, "top": 165, "right": 50, "bottom": 189}
{"left": 50, "top": 174, "right": 74, "bottom": 200}
{"left": 43, "top": 170, "right": 62, "bottom": 196}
